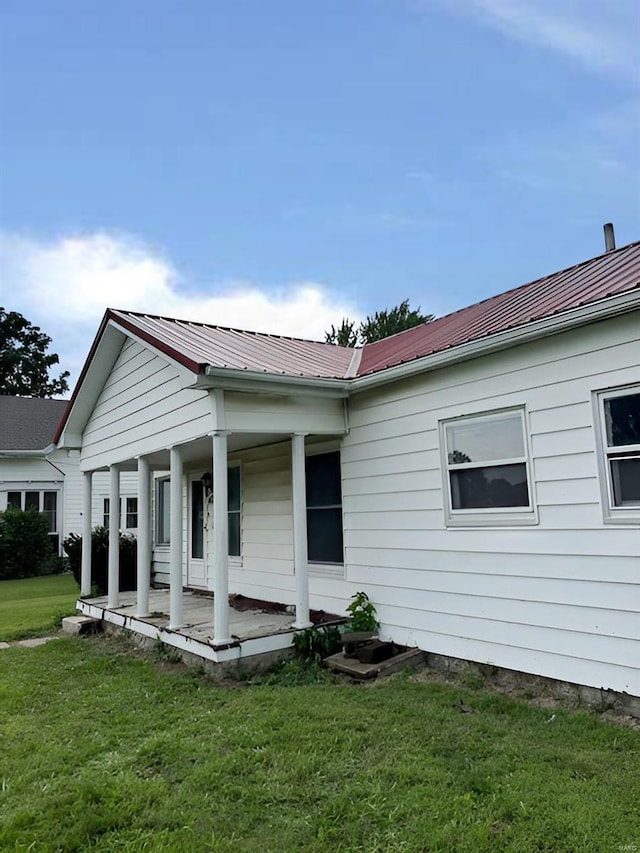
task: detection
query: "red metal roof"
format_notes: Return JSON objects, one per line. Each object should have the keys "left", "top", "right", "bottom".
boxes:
{"left": 111, "top": 310, "right": 356, "bottom": 379}
{"left": 357, "top": 241, "right": 640, "bottom": 376}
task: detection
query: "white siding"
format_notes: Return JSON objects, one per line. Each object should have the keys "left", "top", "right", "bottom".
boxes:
{"left": 81, "top": 338, "right": 213, "bottom": 469}
{"left": 336, "top": 313, "right": 640, "bottom": 695}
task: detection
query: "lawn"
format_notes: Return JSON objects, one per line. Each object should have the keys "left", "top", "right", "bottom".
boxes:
{"left": 0, "top": 574, "right": 80, "bottom": 642}
{"left": 0, "top": 635, "right": 638, "bottom": 852}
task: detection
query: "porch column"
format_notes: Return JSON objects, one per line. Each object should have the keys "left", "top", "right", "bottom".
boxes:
{"left": 136, "top": 455, "right": 151, "bottom": 618}
{"left": 107, "top": 465, "right": 120, "bottom": 609}
{"left": 169, "top": 446, "right": 184, "bottom": 630}
{"left": 212, "top": 431, "right": 231, "bottom": 645}
{"left": 291, "top": 433, "right": 312, "bottom": 629}
{"left": 80, "top": 470, "right": 93, "bottom": 597}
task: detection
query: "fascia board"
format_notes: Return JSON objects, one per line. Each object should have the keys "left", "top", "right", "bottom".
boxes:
{"left": 198, "top": 367, "right": 351, "bottom": 398}
{"left": 351, "top": 289, "right": 640, "bottom": 394}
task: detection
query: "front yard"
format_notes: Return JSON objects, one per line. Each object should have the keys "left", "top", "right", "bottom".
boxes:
{"left": 0, "top": 574, "right": 79, "bottom": 642}
{"left": 1, "top": 624, "right": 638, "bottom": 852}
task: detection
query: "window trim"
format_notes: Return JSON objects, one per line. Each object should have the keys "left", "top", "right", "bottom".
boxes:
{"left": 305, "top": 447, "right": 345, "bottom": 569}
{"left": 155, "top": 477, "right": 171, "bottom": 546}
{"left": 440, "top": 406, "right": 538, "bottom": 528}
{"left": 227, "top": 462, "right": 242, "bottom": 559}
{"left": 593, "top": 384, "right": 640, "bottom": 525}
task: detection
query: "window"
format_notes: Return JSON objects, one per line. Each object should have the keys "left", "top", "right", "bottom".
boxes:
{"left": 441, "top": 408, "right": 536, "bottom": 526}
{"left": 42, "top": 492, "right": 57, "bottom": 533}
{"left": 125, "top": 497, "right": 138, "bottom": 529}
{"left": 103, "top": 497, "right": 111, "bottom": 528}
{"left": 191, "top": 480, "right": 205, "bottom": 559}
{"left": 228, "top": 465, "right": 241, "bottom": 557}
{"left": 305, "top": 451, "right": 344, "bottom": 563}
{"left": 2, "top": 490, "right": 59, "bottom": 551}
{"left": 596, "top": 386, "right": 640, "bottom": 522}
{"left": 156, "top": 478, "right": 171, "bottom": 544}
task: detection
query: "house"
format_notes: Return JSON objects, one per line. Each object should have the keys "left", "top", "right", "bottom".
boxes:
{"left": 55, "top": 239, "right": 639, "bottom": 696}
{"left": 0, "top": 396, "right": 137, "bottom": 552}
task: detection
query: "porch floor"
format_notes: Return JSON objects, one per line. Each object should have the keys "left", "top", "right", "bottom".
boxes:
{"left": 77, "top": 588, "right": 305, "bottom": 666}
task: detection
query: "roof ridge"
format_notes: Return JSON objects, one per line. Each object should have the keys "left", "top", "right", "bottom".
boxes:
{"left": 111, "top": 309, "right": 354, "bottom": 351}
{"left": 362, "top": 239, "right": 640, "bottom": 351}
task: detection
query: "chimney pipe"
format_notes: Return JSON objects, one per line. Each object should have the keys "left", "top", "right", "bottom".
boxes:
{"left": 604, "top": 222, "right": 616, "bottom": 252}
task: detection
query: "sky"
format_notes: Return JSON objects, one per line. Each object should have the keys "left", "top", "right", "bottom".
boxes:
{"left": 0, "top": 0, "right": 638, "bottom": 392}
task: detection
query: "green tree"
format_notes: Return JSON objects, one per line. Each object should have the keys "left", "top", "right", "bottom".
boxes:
{"left": 325, "top": 299, "right": 433, "bottom": 347}
{"left": 324, "top": 318, "right": 359, "bottom": 347}
{"left": 0, "top": 308, "right": 70, "bottom": 397}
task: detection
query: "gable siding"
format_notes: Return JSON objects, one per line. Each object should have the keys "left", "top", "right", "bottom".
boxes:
{"left": 328, "top": 313, "right": 639, "bottom": 695}
{"left": 82, "top": 338, "right": 213, "bottom": 468}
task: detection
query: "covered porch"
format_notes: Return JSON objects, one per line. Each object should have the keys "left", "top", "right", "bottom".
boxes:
{"left": 77, "top": 587, "right": 343, "bottom": 665}
{"left": 77, "top": 386, "right": 350, "bottom": 660}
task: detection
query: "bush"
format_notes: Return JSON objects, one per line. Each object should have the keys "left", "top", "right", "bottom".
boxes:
{"left": 292, "top": 624, "right": 343, "bottom": 663}
{"left": 63, "top": 526, "right": 137, "bottom": 595}
{"left": 0, "top": 508, "right": 56, "bottom": 580}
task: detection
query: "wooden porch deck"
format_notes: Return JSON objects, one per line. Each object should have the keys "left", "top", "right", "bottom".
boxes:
{"left": 77, "top": 588, "right": 306, "bottom": 666}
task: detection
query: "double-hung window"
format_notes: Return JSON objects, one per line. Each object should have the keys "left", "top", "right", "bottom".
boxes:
{"left": 305, "top": 450, "right": 344, "bottom": 564}
{"left": 595, "top": 386, "right": 640, "bottom": 522}
{"left": 441, "top": 407, "right": 536, "bottom": 526}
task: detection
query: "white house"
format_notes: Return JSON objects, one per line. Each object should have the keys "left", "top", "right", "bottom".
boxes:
{"left": 56, "top": 239, "right": 640, "bottom": 696}
{"left": 0, "top": 396, "right": 137, "bottom": 552}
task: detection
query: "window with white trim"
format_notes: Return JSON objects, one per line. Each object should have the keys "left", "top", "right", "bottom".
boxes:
{"left": 125, "top": 497, "right": 138, "bottom": 529}
{"left": 3, "top": 490, "right": 59, "bottom": 551}
{"left": 441, "top": 408, "right": 536, "bottom": 526}
{"left": 305, "top": 450, "right": 344, "bottom": 563}
{"left": 595, "top": 386, "right": 640, "bottom": 522}
{"left": 227, "top": 465, "right": 242, "bottom": 558}
{"left": 156, "top": 478, "right": 171, "bottom": 544}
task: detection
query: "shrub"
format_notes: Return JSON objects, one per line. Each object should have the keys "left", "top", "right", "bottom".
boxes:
{"left": 345, "top": 591, "right": 379, "bottom": 632}
{"left": 63, "top": 526, "right": 137, "bottom": 595}
{"left": 292, "top": 624, "right": 343, "bottom": 663}
{"left": 0, "top": 507, "right": 56, "bottom": 580}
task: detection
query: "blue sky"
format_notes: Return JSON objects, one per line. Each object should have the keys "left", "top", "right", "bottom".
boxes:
{"left": 1, "top": 0, "right": 638, "bottom": 387}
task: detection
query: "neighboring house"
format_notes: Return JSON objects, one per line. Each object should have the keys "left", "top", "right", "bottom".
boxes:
{"left": 0, "top": 396, "right": 137, "bottom": 552}
{"left": 55, "top": 240, "right": 640, "bottom": 696}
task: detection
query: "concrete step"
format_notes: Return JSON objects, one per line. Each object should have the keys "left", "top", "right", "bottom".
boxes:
{"left": 61, "top": 615, "right": 102, "bottom": 636}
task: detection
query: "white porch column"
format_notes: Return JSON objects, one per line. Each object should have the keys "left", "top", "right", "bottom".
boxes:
{"left": 136, "top": 455, "right": 151, "bottom": 618}
{"left": 212, "top": 431, "right": 231, "bottom": 645}
{"left": 291, "top": 433, "right": 312, "bottom": 629}
{"left": 169, "top": 446, "right": 184, "bottom": 629}
{"left": 80, "top": 470, "right": 93, "bottom": 597}
{"left": 107, "top": 465, "right": 120, "bottom": 609}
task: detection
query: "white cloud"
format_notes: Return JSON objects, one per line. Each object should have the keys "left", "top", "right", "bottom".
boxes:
{"left": 0, "top": 231, "right": 359, "bottom": 391}
{"left": 434, "top": 0, "right": 639, "bottom": 80}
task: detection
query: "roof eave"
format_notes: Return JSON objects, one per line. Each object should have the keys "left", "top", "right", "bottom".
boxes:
{"left": 352, "top": 287, "right": 640, "bottom": 393}
{"left": 199, "top": 366, "right": 351, "bottom": 397}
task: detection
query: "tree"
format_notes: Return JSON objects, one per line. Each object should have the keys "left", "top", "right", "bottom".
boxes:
{"left": 0, "top": 308, "right": 70, "bottom": 397}
{"left": 325, "top": 299, "right": 433, "bottom": 347}
{"left": 324, "top": 318, "right": 359, "bottom": 347}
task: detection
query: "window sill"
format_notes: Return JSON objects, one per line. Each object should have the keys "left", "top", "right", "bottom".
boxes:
{"left": 445, "top": 511, "right": 539, "bottom": 528}
{"left": 602, "top": 511, "right": 640, "bottom": 526}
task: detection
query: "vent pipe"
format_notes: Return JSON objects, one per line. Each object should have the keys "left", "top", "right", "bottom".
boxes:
{"left": 603, "top": 222, "right": 616, "bottom": 252}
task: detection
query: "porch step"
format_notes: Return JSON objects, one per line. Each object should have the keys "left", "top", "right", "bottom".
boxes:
{"left": 62, "top": 615, "right": 103, "bottom": 636}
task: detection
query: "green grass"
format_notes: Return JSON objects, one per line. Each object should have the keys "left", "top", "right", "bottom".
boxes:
{"left": 0, "top": 636, "right": 638, "bottom": 852}
{"left": 0, "top": 574, "right": 80, "bottom": 642}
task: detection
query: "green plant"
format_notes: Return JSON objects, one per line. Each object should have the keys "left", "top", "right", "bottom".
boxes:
{"left": 292, "top": 624, "right": 342, "bottom": 663}
{"left": 346, "top": 591, "right": 379, "bottom": 632}
{"left": 0, "top": 507, "right": 56, "bottom": 580}
{"left": 63, "top": 526, "right": 137, "bottom": 595}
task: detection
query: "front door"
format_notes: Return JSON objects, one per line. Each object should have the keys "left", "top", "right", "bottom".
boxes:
{"left": 187, "top": 476, "right": 207, "bottom": 588}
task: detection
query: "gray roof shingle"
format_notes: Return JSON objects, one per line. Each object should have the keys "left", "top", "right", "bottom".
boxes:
{"left": 0, "top": 397, "right": 69, "bottom": 451}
